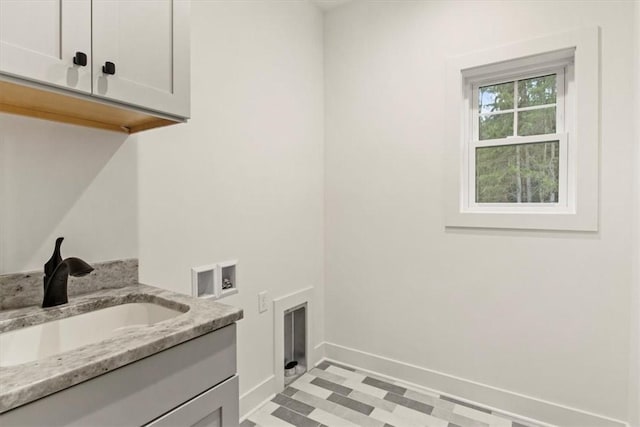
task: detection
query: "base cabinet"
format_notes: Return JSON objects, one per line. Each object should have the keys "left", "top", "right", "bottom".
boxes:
{"left": 147, "top": 375, "right": 239, "bottom": 427}
{"left": 0, "top": 324, "right": 239, "bottom": 426}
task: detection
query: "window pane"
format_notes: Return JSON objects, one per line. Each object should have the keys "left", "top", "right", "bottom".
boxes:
{"left": 479, "top": 113, "right": 513, "bottom": 140}
{"left": 517, "top": 107, "right": 556, "bottom": 136}
{"left": 476, "top": 141, "right": 559, "bottom": 203}
{"left": 518, "top": 74, "right": 556, "bottom": 107}
{"left": 479, "top": 81, "right": 514, "bottom": 113}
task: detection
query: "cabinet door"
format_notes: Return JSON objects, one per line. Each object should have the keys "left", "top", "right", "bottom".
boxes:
{"left": 0, "top": 0, "right": 91, "bottom": 93}
{"left": 146, "top": 375, "right": 239, "bottom": 427}
{"left": 92, "top": 0, "right": 190, "bottom": 118}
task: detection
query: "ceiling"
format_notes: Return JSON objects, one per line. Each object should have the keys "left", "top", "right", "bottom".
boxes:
{"left": 310, "top": 0, "right": 353, "bottom": 11}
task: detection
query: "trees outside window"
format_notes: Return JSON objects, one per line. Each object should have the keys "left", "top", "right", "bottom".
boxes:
{"left": 469, "top": 69, "right": 567, "bottom": 208}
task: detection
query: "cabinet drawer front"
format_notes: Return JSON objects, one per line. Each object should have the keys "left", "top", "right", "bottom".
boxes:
{"left": 91, "top": 0, "right": 190, "bottom": 118}
{"left": 0, "top": 324, "right": 236, "bottom": 426}
{"left": 0, "top": 0, "right": 91, "bottom": 93}
{"left": 147, "top": 375, "right": 239, "bottom": 427}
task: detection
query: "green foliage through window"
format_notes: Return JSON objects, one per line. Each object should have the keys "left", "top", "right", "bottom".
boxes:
{"left": 479, "top": 113, "right": 513, "bottom": 140}
{"left": 476, "top": 142, "right": 559, "bottom": 203}
{"left": 478, "top": 74, "right": 557, "bottom": 140}
{"left": 518, "top": 107, "right": 556, "bottom": 136}
{"left": 518, "top": 75, "right": 556, "bottom": 108}
{"left": 474, "top": 73, "right": 559, "bottom": 204}
{"left": 479, "top": 81, "right": 514, "bottom": 113}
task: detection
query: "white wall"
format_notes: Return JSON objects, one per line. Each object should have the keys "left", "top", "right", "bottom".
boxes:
{"left": 0, "top": 114, "right": 137, "bottom": 274}
{"left": 136, "top": 0, "right": 324, "bottom": 414}
{"left": 630, "top": 2, "right": 640, "bottom": 426}
{"left": 324, "top": 0, "right": 634, "bottom": 423}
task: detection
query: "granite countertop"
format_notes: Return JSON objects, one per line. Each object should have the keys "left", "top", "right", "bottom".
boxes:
{"left": 0, "top": 283, "right": 243, "bottom": 414}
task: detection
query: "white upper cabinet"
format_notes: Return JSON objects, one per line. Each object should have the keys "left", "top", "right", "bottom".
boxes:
{"left": 92, "top": 0, "right": 190, "bottom": 118}
{"left": 0, "top": 0, "right": 189, "bottom": 121}
{"left": 0, "top": 0, "right": 92, "bottom": 94}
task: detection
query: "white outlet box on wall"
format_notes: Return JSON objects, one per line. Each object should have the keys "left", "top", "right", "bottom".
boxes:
{"left": 218, "top": 260, "right": 238, "bottom": 298}
{"left": 191, "top": 264, "right": 219, "bottom": 299}
{"left": 191, "top": 260, "right": 238, "bottom": 300}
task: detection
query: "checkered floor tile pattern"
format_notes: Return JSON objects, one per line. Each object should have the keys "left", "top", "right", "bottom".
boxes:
{"left": 241, "top": 361, "right": 545, "bottom": 427}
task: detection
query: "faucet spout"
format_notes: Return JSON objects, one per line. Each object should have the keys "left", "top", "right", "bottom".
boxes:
{"left": 42, "top": 238, "right": 94, "bottom": 308}
{"left": 64, "top": 257, "right": 94, "bottom": 277}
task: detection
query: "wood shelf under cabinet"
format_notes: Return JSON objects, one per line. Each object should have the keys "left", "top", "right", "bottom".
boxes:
{"left": 0, "top": 79, "right": 183, "bottom": 134}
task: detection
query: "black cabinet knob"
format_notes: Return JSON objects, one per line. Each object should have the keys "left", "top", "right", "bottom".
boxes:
{"left": 73, "top": 52, "right": 87, "bottom": 67}
{"left": 102, "top": 61, "right": 116, "bottom": 75}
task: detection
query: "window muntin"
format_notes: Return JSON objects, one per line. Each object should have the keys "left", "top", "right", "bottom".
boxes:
{"left": 468, "top": 67, "right": 567, "bottom": 210}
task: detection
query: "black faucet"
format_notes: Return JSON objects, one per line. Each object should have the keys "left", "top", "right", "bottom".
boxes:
{"left": 42, "top": 237, "right": 94, "bottom": 308}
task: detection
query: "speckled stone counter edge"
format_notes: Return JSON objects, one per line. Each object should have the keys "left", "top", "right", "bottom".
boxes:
{"left": 0, "top": 259, "right": 139, "bottom": 310}
{"left": 0, "top": 283, "right": 243, "bottom": 413}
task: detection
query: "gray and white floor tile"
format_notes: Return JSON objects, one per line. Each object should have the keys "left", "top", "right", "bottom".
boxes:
{"left": 241, "top": 361, "right": 545, "bottom": 427}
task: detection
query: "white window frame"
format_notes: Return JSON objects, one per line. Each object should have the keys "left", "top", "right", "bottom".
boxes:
{"left": 465, "top": 64, "right": 571, "bottom": 213}
{"left": 444, "top": 27, "right": 599, "bottom": 231}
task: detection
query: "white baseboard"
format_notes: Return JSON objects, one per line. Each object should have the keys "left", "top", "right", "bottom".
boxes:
{"left": 239, "top": 375, "right": 277, "bottom": 421}
{"left": 314, "top": 341, "right": 326, "bottom": 361}
{"left": 324, "top": 341, "right": 628, "bottom": 427}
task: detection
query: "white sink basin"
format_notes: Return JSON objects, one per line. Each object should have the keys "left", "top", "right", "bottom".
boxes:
{"left": 0, "top": 303, "right": 183, "bottom": 367}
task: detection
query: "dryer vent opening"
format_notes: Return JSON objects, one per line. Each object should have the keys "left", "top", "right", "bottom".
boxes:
{"left": 284, "top": 303, "right": 307, "bottom": 386}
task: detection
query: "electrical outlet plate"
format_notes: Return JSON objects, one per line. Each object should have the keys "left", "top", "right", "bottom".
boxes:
{"left": 258, "top": 291, "right": 268, "bottom": 313}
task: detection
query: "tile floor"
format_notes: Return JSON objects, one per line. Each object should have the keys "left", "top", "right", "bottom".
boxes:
{"left": 241, "top": 361, "right": 544, "bottom": 427}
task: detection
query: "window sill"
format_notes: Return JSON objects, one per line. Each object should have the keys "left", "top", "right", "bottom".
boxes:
{"left": 445, "top": 210, "right": 597, "bottom": 232}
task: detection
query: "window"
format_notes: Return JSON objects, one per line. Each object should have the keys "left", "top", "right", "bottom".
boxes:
{"left": 467, "top": 66, "right": 570, "bottom": 212}
{"left": 444, "top": 27, "right": 599, "bottom": 231}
